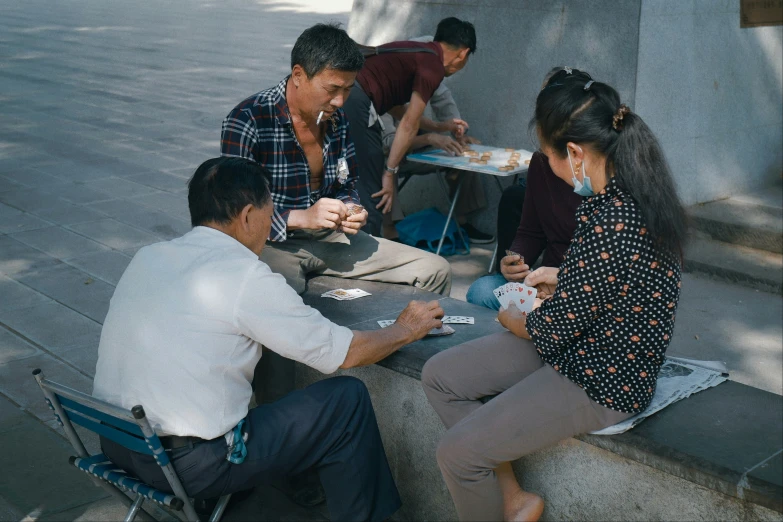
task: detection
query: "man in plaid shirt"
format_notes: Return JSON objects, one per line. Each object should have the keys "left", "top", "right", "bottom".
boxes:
{"left": 221, "top": 25, "right": 452, "bottom": 419}
{"left": 221, "top": 23, "right": 451, "bottom": 298}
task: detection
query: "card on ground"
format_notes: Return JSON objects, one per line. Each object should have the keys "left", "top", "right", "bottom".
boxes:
{"left": 377, "top": 320, "right": 456, "bottom": 336}
{"left": 322, "top": 288, "right": 371, "bottom": 300}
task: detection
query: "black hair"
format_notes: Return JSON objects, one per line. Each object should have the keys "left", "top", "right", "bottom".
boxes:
{"left": 434, "top": 17, "right": 477, "bottom": 54}
{"left": 187, "top": 157, "right": 272, "bottom": 227}
{"left": 533, "top": 68, "right": 687, "bottom": 263}
{"left": 290, "top": 23, "right": 364, "bottom": 78}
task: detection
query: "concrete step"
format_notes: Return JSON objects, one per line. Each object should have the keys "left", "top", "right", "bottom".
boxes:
{"left": 684, "top": 236, "right": 783, "bottom": 294}
{"left": 688, "top": 185, "right": 783, "bottom": 254}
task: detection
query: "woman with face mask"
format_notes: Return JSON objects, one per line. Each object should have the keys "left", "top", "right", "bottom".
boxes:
{"left": 421, "top": 68, "right": 687, "bottom": 521}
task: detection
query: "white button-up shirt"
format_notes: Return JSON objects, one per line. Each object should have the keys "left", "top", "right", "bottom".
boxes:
{"left": 93, "top": 226, "right": 353, "bottom": 439}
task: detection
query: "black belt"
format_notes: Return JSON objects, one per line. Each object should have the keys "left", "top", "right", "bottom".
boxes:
{"left": 160, "top": 435, "right": 208, "bottom": 450}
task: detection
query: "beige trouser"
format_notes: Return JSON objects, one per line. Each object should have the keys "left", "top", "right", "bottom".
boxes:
{"left": 260, "top": 229, "right": 452, "bottom": 296}
{"left": 421, "top": 332, "right": 632, "bottom": 521}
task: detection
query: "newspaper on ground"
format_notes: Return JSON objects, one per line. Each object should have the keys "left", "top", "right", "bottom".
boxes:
{"left": 590, "top": 356, "right": 729, "bottom": 435}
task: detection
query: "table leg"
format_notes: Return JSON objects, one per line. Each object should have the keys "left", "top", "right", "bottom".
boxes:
{"left": 436, "top": 170, "right": 465, "bottom": 256}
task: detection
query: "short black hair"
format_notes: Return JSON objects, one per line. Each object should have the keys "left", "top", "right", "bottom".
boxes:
{"left": 434, "top": 17, "right": 476, "bottom": 54}
{"left": 187, "top": 157, "right": 272, "bottom": 227}
{"left": 290, "top": 23, "right": 365, "bottom": 78}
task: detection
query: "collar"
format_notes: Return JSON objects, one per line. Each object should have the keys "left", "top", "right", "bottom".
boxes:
{"left": 580, "top": 175, "right": 621, "bottom": 212}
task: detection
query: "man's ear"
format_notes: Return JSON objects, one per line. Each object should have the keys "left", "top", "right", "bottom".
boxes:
{"left": 239, "top": 204, "right": 254, "bottom": 231}
{"left": 458, "top": 47, "right": 469, "bottom": 61}
{"left": 291, "top": 65, "right": 305, "bottom": 88}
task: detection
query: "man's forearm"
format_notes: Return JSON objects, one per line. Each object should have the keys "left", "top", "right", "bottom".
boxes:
{"left": 418, "top": 116, "right": 446, "bottom": 133}
{"left": 341, "top": 325, "right": 415, "bottom": 368}
{"left": 387, "top": 120, "right": 420, "bottom": 170}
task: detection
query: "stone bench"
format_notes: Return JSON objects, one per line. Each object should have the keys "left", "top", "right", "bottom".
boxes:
{"left": 298, "top": 276, "right": 783, "bottom": 521}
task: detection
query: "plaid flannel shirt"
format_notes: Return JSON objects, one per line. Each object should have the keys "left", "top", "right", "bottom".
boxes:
{"left": 221, "top": 77, "right": 361, "bottom": 242}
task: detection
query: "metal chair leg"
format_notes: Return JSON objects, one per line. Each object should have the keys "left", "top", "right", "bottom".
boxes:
{"left": 124, "top": 495, "right": 145, "bottom": 522}
{"left": 208, "top": 494, "right": 233, "bottom": 522}
{"left": 488, "top": 243, "right": 498, "bottom": 273}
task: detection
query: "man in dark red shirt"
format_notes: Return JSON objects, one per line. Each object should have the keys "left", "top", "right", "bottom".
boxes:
{"left": 343, "top": 17, "right": 477, "bottom": 236}
{"left": 466, "top": 151, "right": 583, "bottom": 310}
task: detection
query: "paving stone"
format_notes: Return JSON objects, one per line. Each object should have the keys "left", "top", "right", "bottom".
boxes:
{"left": 0, "top": 398, "right": 108, "bottom": 515}
{"left": 126, "top": 171, "right": 189, "bottom": 192}
{"left": 66, "top": 218, "right": 161, "bottom": 251}
{"left": 0, "top": 208, "right": 51, "bottom": 234}
{"left": 64, "top": 250, "right": 132, "bottom": 286}
{"left": 112, "top": 209, "right": 191, "bottom": 240}
{"left": 0, "top": 326, "right": 41, "bottom": 365}
{"left": 0, "top": 352, "right": 94, "bottom": 421}
{"left": 0, "top": 175, "right": 24, "bottom": 193}
{"left": 9, "top": 226, "right": 108, "bottom": 260}
{"left": 2, "top": 167, "right": 68, "bottom": 189}
{"left": 55, "top": 343, "right": 99, "bottom": 378}
{"left": 43, "top": 182, "right": 117, "bottom": 206}
{"left": 129, "top": 191, "right": 189, "bottom": 218}
{"left": 33, "top": 160, "right": 116, "bottom": 183}
{"left": 85, "top": 176, "right": 161, "bottom": 197}
{"left": 0, "top": 301, "right": 102, "bottom": 351}
{"left": 15, "top": 264, "right": 114, "bottom": 323}
{"left": 0, "top": 274, "right": 52, "bottom": 311}
{"left": 30, "top": 203, "right": 107, "bottom": 226}
{"left": 0, "top": 187, "right": 73, "bottom": 213}
{"left": 0, "top": 235, "right": 62, "bottom": 277}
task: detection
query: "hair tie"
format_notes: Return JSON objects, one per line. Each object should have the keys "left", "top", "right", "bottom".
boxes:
{"left": 612, "top": 104, "right": 631, "bottom": 131}
{"left": 583, "top": 80, "right": 594, "bottom": 91}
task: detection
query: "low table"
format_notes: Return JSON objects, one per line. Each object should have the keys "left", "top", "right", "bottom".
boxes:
{"left": 406, "top": 145, "right": 533, "bottom": 269}
{"left": 302, "top": 276, "right": 505, "bottom": 379}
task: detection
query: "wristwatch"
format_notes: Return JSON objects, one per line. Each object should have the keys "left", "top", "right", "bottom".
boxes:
{"left": 384, "top": 164, "right": 399, "bottom": 175}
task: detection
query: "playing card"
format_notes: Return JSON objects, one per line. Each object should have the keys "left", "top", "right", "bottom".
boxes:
{"left": 321, "top": 289, "right": 350, "bottom": 300}
{"left": 342, "top": 288, "right": 371, "bottom": 299}
{"left": 427, "top": 325, "right": 455, "bottom": 337}
{"left": 347, "top": 204, "right": 365, "bottom": 216}
{"left": 494, "top": 282, "right": 536, "bottom": 312}
{"left": 377, "top": 320, "right": 396, "bottom": 328}
{"left": 442, "top": 316, "right": 474, "bottom": 324}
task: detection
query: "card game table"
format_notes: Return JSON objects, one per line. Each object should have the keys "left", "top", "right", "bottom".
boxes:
{"left": 406, "top": 145, "right": 534, "bottom": 264}
{"left": 302, "top": 276, "right": 506, "bottom": 379}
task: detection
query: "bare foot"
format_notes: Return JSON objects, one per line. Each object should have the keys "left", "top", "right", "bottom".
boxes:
{"left": 504, "top": 489, "right": 544, "bottom": 522}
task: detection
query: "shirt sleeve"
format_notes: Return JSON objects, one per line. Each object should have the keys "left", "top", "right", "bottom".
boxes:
{"left": 234, "top": 264, "right": 353, "bottom": 374}
{"left": 526, "top": 206, "right": 642, "bottom": 357}
{"left": 221, "top": 109, "right": 291, "bottom": 242}
{"left": 334, "top": 119, "right": 361, "bottom": 205}
{"left": 412, "top": 56, "right": 445, "bottom": 105}
{"left": 510, "top": 156, "right": 547, "bottom": 263}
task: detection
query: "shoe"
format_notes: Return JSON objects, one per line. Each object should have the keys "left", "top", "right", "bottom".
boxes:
{"left": 462, "top": 223, "right": 495, "bottom": 244}
{"left": 193, "top": 488, "right": 253, "bottom": 518}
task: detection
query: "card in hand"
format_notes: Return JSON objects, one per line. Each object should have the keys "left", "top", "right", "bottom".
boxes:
{"left": 505, "top": 250, "right": 525, "bottom": 266}
{"left": 427, "top": 325, "right": 455, "bottom": 337}
{"left": 347, "top": 204, "right": 365, "bottom": 216}
{"left": 493, "top": 282, "right": 536, "bottom": 313}
{"left": 377, "top": 319, "right": 395, "bottom": 328}
{"left": 442, "top": 316, "right": 474, "bottom": 324}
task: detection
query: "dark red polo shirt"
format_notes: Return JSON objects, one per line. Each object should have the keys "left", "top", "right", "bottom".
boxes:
{"left": 510, "top": 152, "right": 584, "bottom": 268}
{"left": 356, "top": 41, "right": 445, "bottom": 116}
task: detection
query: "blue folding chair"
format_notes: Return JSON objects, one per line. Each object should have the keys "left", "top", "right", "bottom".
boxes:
{"left": 33, "top": 368, "right": 232, "bottom": 522}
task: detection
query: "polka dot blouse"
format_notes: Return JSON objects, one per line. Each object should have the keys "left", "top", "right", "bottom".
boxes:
{"left": 526, "top": 176, "right": 682, "bottom": 414}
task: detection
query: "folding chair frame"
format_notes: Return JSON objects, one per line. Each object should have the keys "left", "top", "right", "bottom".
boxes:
{"left": 32, "top": 368, "right": 231, "bottom": 522}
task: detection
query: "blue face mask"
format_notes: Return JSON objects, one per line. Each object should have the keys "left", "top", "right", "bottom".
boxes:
{"left": 568, "top": 148, "right": 595, "bottom": 196}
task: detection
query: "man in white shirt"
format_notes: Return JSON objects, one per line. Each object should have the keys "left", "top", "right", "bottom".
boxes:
{"left": 93, "top": 157, "right": 444, "bottom": 521}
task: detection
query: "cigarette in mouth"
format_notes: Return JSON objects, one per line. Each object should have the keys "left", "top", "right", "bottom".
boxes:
{"left": 316, "top": 111, "right": 324, "bottom": 125}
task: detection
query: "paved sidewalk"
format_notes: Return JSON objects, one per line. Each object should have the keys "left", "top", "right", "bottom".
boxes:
{"left": 0, "top": 0, "right": 780, "bottom": 520}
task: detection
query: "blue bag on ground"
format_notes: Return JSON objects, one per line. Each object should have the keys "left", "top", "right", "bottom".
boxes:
{"left": 395, "top": 207, "right": 470, "bottom": 256}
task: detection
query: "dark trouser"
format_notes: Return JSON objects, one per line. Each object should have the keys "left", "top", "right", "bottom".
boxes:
{"left": 102, "top": 376, "right": 401, "bottom": 522}
{"left": 495, "top": 181, "right": 527, "bottom": 272}
{"left": 342, "top": 82, "right": 385, "bottom": 236}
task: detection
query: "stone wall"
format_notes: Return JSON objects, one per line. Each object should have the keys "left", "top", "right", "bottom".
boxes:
{"left": 347, "top": 0, "right": 783, "bottom": 231}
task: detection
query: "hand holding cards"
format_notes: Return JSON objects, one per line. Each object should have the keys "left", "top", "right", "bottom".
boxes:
{"left": 505, "top": 250, "right": 525, "bottom": 266}
{"left": 493, "top": 282, "right": 536, "bottom": 313}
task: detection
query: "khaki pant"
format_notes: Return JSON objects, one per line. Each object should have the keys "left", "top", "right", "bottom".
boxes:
{"left": 421, "top": 332, "right": 632, "bottom": 521}
{"left": 260, "top": 229, "right": 452, "bottom": 296}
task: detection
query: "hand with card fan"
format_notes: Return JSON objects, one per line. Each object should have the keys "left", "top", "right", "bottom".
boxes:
{"left": 497, "top": 302, "right": 531, "bottom": 340}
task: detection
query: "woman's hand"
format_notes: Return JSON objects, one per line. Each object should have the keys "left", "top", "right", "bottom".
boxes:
{"left": 497, "top": 302, "right": 531, "bottom": 340}
{"left": 525, "top": 267, "right": 559, "bottom": 299}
